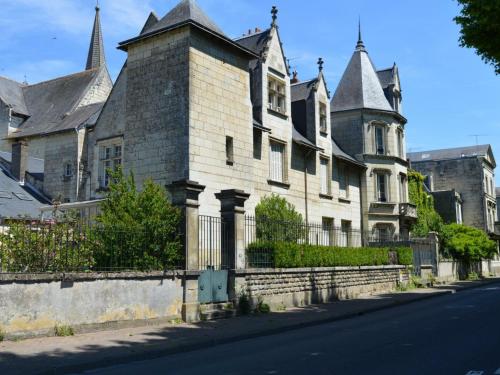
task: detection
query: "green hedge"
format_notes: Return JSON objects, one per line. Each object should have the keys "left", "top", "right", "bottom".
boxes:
{"left": 247, "top": 241, "right": 413, "bottom": 268}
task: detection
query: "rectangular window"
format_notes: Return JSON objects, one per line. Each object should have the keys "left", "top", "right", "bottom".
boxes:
{"left": 269, "top": 140, "right": 286, "bottom": 183}
{"left": 320, "top": 157, "right": 331, "bottom": 195}
{"left": 456, "top": 201, "right": 463, "bottom": 224}
{"left": 98, "top": 142, "right": 122, "bottom": 189}
{"left": 376, "top": 173, "right": 388, "bottom": 202}
{"left": 375, "top": 227, "right": 389, "bottom": 242}
{"left": 375, "top": 126, "right": 385, "bottom": 155}
{"left": 340, "top": 220, "right": 351, "bottom": 247}
{"left": 322, "top": 217, "right": 334, "bottom": 246}
{"left": 339, "top": 164, "right": 349, "bottom": 199}
{"left": 226, "top": 136, "right": 234, "bottom": 165}
{"left": 64, "top": 163, "right": 73, "bottom": 177}
{"left": 319, "top": 103, "right": 327, "bottom": 134}
{"left": 397, "top": 129, "right": 404, "bottom": 158}
{"left": 268, "top": 76, "right": 286, "bottom": 115}
{"left": 399, "top": 174, "right": 407, "bottom": 203}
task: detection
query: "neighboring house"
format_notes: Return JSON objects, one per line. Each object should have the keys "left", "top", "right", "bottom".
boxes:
{"left": 431, "top": 190, "right": 464, "bottom": 224}
{"left": 0, "top": 151, "right": 50, "bottom": 221}
{"left": 408, "top": 145, "right": 498, "bottom": 235}
{"left": 92, "top": 0, "right": 369, "bottom": 242}
{"left": 496, "top": 187, "right": 500, "bottom": 222}
{"left": 330, "top": 28, "right": 415, "bottom": 239}
{"left": 0, "top": 6, "right": 112, "bottom": 203}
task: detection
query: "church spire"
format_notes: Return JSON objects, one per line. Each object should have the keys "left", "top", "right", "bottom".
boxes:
{"left": 356, "top": 18, "right": 365, "bottom": 51}
{"left": 86, "top": 4, "right": 106, "bottom": 70}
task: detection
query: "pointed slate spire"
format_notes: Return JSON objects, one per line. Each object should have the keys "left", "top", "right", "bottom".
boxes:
{"left": 86, "top": 5, "right": 106, "bottom": 70}
{"left": 330, "top": 24, "right": 393, "bottom": 113}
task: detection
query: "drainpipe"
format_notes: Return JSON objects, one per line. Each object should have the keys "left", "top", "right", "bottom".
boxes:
{"left": 304, "top": 149, "right": 312, "bottom": 225}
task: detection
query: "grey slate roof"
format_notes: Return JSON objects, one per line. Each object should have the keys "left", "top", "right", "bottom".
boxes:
{"left": 377, "top": 67, "right": 395, "bottom": 89}
{"left": 291, "top": 79, "right": 316, "bottom": 102}
{"left": 86, "top": 7, "right": 106, "bottom": 70}
{"left": 0, "top": 76, "right": 29, "bottom": 116}
{"left": 234, "top": 29, "right": 271, "bottom": 56}
{"left": 331, "top": 138, "right": 366, "bottom": 168}
{"left": 408, "top": 145, "right": 496, "bottom": 167}
{"left": 9, "top": 69, "right": 104, "bottom": 139}
{"left": 141, "top": 12, "right": 160, "bottom": 34}
{"left": 331, "top": 42, "right": 393, "bottom": 113}
{"left": 0, "top": 151, "right": 44, "bottom": 175}
{"left": 0, "top": 167, "right": 46, "bottom": 220}
{"left": 292, "top": 125, "right": 323, "bottom": 151}
{"left": 146, "top": 0, "right": 225, "bottom": 36}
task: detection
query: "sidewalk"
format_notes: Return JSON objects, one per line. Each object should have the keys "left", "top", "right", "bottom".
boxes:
{"left": 1, "top": 278, "right": 498, "bottom": 375}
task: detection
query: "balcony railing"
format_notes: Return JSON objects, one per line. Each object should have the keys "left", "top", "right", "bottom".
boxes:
{"left": 399, "top": 203, "right": 418, "bottom": 219}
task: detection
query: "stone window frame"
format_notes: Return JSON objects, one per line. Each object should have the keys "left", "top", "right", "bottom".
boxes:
{"left": 268, "top": 137, "right": 289, "bottom": 188}
{"left": 319, "top": 155, "right": 332, "bottom": 198}
{"left": 226, "top": 135, "right": 234, "bottom": 166}
{"left": 373, "top": 168, "right": 392, "bottom": 203}
{"left": 267, "top": 74, "right": 287, "bottom": 116}
{"left": 63, "top": 162, "right": 73, "bottom": 179}
{"left": 398, "top": 172, "right": 408, "bottom": 203}
{"left": 372, "top": 223, "right": 396, "bottom": 241}
{"left": 369, "top": 120, "right": 390, "bottom": 156}
{"left": 319, "top": 102, "right": 328, "bottom": 135}
{"left": 96, "top": 137, "right": 123, "bottom": 191}
{"left": 396, "top": 126, "right": 405, "bottom": 159}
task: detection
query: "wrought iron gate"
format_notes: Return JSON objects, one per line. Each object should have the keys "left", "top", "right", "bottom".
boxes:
{"left": 198, "top": 215, "right": 230, "bottom": 303}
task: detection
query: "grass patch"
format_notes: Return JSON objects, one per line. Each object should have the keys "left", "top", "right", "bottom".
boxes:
{"left": 0, "top": 328, "right": 5, "bottom": 342}
{"left": 54, "top": 325, "right": 74, "bottom": 337}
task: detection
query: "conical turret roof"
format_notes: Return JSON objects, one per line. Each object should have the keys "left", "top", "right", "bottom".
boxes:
{"left": 86, "top": 6, "right": 106, "bottom": 70}
{"left": 331, "top": 34, "right": 392, "bottom": 113}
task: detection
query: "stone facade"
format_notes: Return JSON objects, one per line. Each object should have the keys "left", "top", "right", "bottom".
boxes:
{"left": 234, "top": 265, "right": 408, "bottom": 309}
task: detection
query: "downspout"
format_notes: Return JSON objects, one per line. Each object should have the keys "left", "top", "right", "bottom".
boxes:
{"left": 304, "top": 148, "right": 312, "bottom": 225}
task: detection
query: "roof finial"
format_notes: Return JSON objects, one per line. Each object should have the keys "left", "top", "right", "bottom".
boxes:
{"left": 96, "top": 0, "right": 99, "bottom": 11}
{"left": 317, "top": 57, "right": 324, "bottom": 72}
{"left": 271, "top": 6, "right": 278, "bottom": 27}
{"left": 356, "top": 17, "right": 365, "bottom": 51}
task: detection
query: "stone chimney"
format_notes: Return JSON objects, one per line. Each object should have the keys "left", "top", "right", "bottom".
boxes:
{"left": 11, "top": 141, "right": 28, "bottom": 183}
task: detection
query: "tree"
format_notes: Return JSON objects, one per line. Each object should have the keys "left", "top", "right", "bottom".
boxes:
{"left": 254, "top": 194, "right": 304, "bottom": 242}
{"left": 408, "top": 170, "right": 443, "bottom": 236}
{"left": 94, "top": 168, "right": 182, "bottom": 270}
{"left": 441, "top": 223, "right": 497, "bottom": 263}
{"left": 454, "top": 0, "right": 500, "bottom": 74}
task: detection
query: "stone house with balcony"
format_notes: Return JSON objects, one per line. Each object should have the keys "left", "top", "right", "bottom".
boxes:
{"left": 408, "top": 145, "right": 498, "bottom": 236}
{"left": 330, "top": 30, "right": 416, "bottom": 239}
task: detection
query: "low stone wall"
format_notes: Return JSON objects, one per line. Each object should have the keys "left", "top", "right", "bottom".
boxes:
{"left": 234, "top": 266, "right": 408, "bottom": 310}
{"left": 0, "top": 272, "right": 184, "bottom": 339}
{"left": 437, "top": 260, "right": 458, "bottom": 282}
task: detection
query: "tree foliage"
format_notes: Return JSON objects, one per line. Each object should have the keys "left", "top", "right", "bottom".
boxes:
{"left": 408, "top": 170, "right": 443, "bottom": 236}
{"left": 441, "top": 223, "right": 497, "bottom": 262}
{"left": 95, "top": 168, "right": 182, "bottom": 270}
{"left": 254, "top": 194, "right": 304, "bottom": 242}
{"left": 454, "top": 0, "right": 500, "bottom": 74}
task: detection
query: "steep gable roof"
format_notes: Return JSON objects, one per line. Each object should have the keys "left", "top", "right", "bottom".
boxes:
{"left": 8, "top": 69, "right": 103, "bottom": 139}
{"left": 331, "top": 37, "right": 393, "bottom": 113}
{"left": 234, "top": 29, "right": 271, "bottom": 55}
{"left": 408, "top": 144, "right": 496, "bottom": 168}
{"left": 291, "top": 79, "right": 316, "bottom": 102}
{"left": 141, "top": 11, "right": 160, "bottom": 34}
{"left": 0, "top": 76, "right": 29, "bottom": 116}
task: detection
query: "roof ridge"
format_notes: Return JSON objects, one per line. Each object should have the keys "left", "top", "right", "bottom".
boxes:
{"left": 0, "top": 75, "right": 26, "bottom": 86}
{"left": 291, "top": 78, "right": 316, "bottom": 86}
{"left": 234, "top": 28, "right": 270, "bottom": 41}
{"left": 22, "top": 68, "right": 99, "bottom": 89}
{"left": 408, "top": 144, "right": 491, "bottom": 155}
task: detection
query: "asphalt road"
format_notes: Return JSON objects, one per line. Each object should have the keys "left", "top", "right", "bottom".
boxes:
{"left": 82, "top": 283, "right": 500, "bottom": 375}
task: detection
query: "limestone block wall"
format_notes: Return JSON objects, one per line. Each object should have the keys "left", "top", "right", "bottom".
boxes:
{"left": 0, "top": 272, "right": 183, "bottom": 339}
{"left": 77, "top": 67, "right": 113, "bottom": 109}
{"left": 123, "top": 27, "right": 190, "bottom": 190}
{"left": 235, "top": 265, "right": 407, "bottom": 309}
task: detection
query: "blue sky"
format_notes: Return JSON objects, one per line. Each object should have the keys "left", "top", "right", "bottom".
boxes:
{"left": 0, "top": 0, "right": 499, "bottom": 183}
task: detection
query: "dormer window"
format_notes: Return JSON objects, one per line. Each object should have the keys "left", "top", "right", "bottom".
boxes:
{"left": 375, "top": 126, "right": 385, "bottom": 155}
{"left": 268, "top": 76, "right": 286, "bottom": 115}
{"left": 319, "top": 103, "right": 327, "bottom": 134}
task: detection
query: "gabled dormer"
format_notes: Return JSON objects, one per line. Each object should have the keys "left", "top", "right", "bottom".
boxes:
{"left": 235, "top": 6, "right": 291, "bottom": 129}
{"left": 377, "top": 63, "right": 402, "bottom": 113}
{"left": 291, "top": 58, "right": 331, "bottom": 146}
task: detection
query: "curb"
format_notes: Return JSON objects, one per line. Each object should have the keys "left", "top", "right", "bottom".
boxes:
{"left": 43, "top": 279, "right": 500, "bottom": 374}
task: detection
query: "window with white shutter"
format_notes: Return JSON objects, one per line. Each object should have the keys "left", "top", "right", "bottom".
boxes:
{"left": 320, "top": 157, "right": 330, "bottom": 195}
{"left": 269, "top": 140, "right": 286, "bottom": 183}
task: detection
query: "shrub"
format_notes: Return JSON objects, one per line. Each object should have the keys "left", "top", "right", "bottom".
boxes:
{"left": 94, "top": 168, "right": 182, "bottom": 270}
{"left": 54, "top": 325, "right": 74, "bottom": 337}
{"left": 395, "top": 247, "right": 413, "bottom": 266}
{"left": 254, "top": 195, "right": 304, "bottom": 242}
{"left": 440, "top": 224, "right": 497, "bottom": 263}
{"left": 247, "top": 242, "right": 406, "bottom": 268}
{"left": 238, "top": 291, "right": 251, "bottom": 315}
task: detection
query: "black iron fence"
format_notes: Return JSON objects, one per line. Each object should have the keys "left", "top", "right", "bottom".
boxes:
{"left": 0, "top": 222, "right": 184, "bottom": 273}
{"left": 199, "top": 215, "right": 229, "bottom": 270}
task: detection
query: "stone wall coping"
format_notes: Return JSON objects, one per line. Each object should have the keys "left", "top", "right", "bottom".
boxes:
{"left": 0, "top": 270, "right": 201, "bottom": 283}
{"left": 234, "top": 265, "right": 406, "bottom": 275}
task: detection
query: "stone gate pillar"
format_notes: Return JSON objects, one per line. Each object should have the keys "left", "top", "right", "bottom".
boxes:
{"left": 215, "top": 189, "right": 250, "bottom": 270}
{"left": 167, "top": 180, "right": 205, "bottom": 323}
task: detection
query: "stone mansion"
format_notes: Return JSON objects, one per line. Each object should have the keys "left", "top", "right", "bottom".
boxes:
{"left": 0, "top": 0, "right": 417, "bottom": 239}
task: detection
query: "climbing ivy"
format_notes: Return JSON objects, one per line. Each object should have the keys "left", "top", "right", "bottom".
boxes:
{"left": 408, "top": 170, "right": 443, "bottom": 237}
